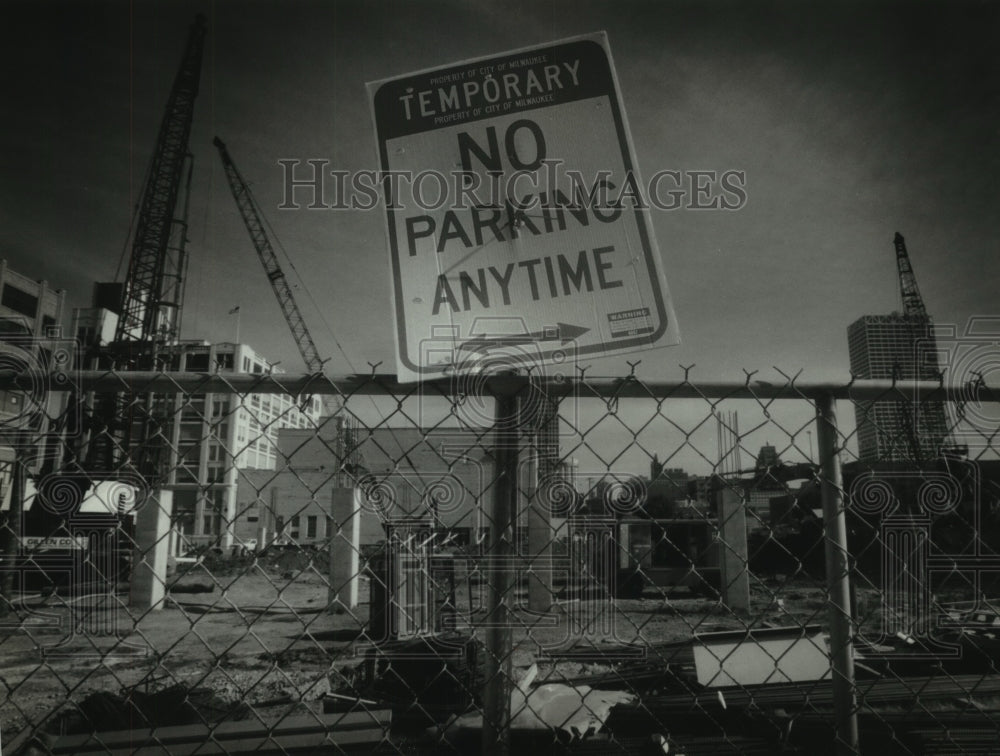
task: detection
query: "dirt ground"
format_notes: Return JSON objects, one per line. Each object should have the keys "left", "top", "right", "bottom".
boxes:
{"left": 0, "top": 558, "right": 838, "bottom": 743}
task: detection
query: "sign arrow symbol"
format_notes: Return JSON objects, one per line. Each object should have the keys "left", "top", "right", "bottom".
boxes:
{"left": 457, "top": 322, "right": 589, "bottom": 355}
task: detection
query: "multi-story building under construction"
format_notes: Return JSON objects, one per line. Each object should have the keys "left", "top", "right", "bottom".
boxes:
{"left": 848, "top": 314, "right": 950, "bottom": 463}
{"left": 847, "top": 233, "right": 952, "bottom": 465}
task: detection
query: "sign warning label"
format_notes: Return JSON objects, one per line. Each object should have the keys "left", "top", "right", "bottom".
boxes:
{"left": 368, "top": 32, "right": 679, "bottom": 382}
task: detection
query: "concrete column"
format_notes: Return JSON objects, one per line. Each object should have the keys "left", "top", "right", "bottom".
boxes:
{"left": 526, "top": 485, "right": 553, "bottom": 613}
{"left": 329, "top": 487, "right": 360, "bottom": 610}
{"left": 717, "top": 486, "right": 750, "bottom": 613}
{"left": 131, "top": 490, "right": 172, "bottom": 611}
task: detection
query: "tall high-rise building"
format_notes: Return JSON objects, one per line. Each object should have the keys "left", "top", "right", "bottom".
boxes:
{"left": 847, "top": 314, "right": 950, "bottom": 463}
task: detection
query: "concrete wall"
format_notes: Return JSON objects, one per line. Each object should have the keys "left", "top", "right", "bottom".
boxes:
{"left": 275, "top": 427, "right": 496, "bottom": 534}
{"left": 234, "top": 469, "right": 384, "bottom": 548}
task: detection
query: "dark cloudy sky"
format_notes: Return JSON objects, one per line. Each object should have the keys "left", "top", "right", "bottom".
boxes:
{"left": 3, "top": 0, "right": 998, "bottom": 386}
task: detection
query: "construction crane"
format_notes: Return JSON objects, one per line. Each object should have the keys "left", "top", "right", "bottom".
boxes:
{"left": 892, "top": 232, "right": 950, "bottom": 466}
{"left": 84, "top": 15, "right": 207, "bottom": 480}
{"left": 18, "top": 16, "right": 207, "bottom": 588}
{"left": 895, "top": 232, "right": 930, "bottom": 322}
{"left": 212, "top": 137, "right": 328, "bottom": 377}
{"left": 115, "top": 15, "right": 207, "bottom": 356}
{"left": 212, "top": 138, "right": 357, "bottom": 481}
{"left": 212, "top": 134, "right": 356, "bottom": 465}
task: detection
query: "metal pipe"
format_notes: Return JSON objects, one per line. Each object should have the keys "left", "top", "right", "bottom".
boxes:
{"left": 12, "top": 370, "right": 999, "bottom": 402}
{"left": 815, "top": 393, "right": 859, "bottom": 755}
{"left": 481, "top": 386, "right": 519, "bottom": 756}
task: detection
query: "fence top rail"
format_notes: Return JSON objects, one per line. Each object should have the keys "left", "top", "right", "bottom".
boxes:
{"left": 9, "top": 370, "right": 1000, "bottom": 403}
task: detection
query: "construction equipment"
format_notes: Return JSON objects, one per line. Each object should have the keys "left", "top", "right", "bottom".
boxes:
{"left": 7, "top": 16, "right": 207, "bottom": 601}
{"left": 114, "top": 16, "right": 206, "bottom": 354}
{"left": 213, "top": 137, "right": 325, "bottom": 376}
{"left": 894, "top": 231, "right": 929, "bottom": 322}
{"left": 892, "top": 232, "right": 950, "bottom": 465}
{"left": 84, "top": 15, "right": 208, "bottom": 482}
{"left": 212, "top": 137, "right": 362, "bottom": 484}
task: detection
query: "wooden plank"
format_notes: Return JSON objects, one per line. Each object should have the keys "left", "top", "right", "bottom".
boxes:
{"left": 52, "top": 711, "right": 391, "bottom": 753}
{"left": 64, "top": 727, "right": 388, "bottom": 756}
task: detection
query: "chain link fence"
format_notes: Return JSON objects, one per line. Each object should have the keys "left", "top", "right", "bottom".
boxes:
{"left": 0, "top": 366, "right": 998, "bottom": 754}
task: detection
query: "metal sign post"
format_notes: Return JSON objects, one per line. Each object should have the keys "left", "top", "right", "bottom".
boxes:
{"left": 481, "top": 378, "right": 520, "bottom": 756}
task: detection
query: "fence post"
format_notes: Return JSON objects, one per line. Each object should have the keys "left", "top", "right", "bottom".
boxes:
{"left": 482, "top": 381, "right": 519, "bottom": 756}
{"left": 815, "top": 393, "right": 859, "bottom": 754}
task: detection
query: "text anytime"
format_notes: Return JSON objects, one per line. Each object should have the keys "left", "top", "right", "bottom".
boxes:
{"left": 432, "top": 246, "right": 622, "bottom": 314}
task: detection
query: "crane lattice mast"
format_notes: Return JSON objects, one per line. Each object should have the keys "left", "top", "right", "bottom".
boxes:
{"left": 213, "top": 138, "right": 356, "bottom": 481}
{"left": 894, "top": 232, "right": 929, "bottom": 322}
{"left": 114, "top": 15, "right": 207, "bottom": 357}
{"left": 86, "top": 16, "right": 206, "bottom": 480}
{"left": 213, "top": 137, "right": 325, "bottom": 374}
{"left": 892, "top": 232, "right": 951, "bottom": 465}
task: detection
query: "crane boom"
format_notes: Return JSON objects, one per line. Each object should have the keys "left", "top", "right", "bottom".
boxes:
{"left": 115, "top": 15, "right": 207, "bottom": 355}
{"left": 213, "top": 137, "right": 325, "bottom": 375}
{"left": 894, "top": 232, "right": 929, "bottom": 322}
{"left": 83, "top": 16, "right": 206, "bottom": 480}
{"left": 892, "top": 232, "right": 950, "bottom": 464}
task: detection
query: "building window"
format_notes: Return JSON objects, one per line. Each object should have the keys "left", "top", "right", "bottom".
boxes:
{"left": 186, "top": 353, "right": 210, "bottom": 372}
{"left": 216, "top": 353, "right": 234, "bottom": 371}
{"left": 244, "top": 501, "right": 258, "bottom": 523}
{"left": 177, "top": 442, "right": 197, "bottom": 457}
{"left": 307, "top": 516, "right": 317, "bottom": 538}
{"left": 1, "top": 285, "right": 37, "bottom": 318}
{"left": 291, "top": 515, "right": 300, "bottom": 529}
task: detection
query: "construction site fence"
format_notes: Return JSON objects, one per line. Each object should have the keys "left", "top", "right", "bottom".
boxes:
{"left": 0, "top": 368, "right": 998, "bottom": 756}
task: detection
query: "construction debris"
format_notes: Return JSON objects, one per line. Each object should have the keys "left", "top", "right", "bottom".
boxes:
{"left": 50, "top": 685, "right": 251, "bottom": 734}
{"left": 692, "top": 625, "right": 829, "bottom": 687}
{"left": 355, "top": 633, "right": 485, "bottom": 725}
{"left": 464, "top": 663, "right": 634, "bottom": 737}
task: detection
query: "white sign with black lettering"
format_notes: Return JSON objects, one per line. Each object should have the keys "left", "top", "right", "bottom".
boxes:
{"left": 20, "top": 536, "right": 87, "bottom": 551}
{"left": 369, "top": 32, "right": 679, "bottom": 382}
